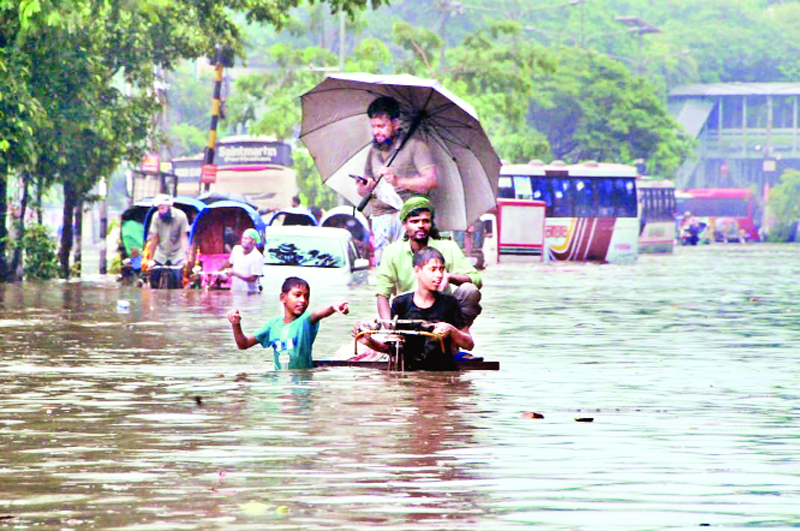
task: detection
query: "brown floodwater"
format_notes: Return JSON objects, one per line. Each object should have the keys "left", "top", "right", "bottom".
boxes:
{"left": 1, "top": 243, "right": 799, "bottom": 529}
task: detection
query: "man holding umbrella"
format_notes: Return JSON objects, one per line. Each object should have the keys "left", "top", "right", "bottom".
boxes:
{"left": 355, "top": 96, "right": 438, "bottom": 263}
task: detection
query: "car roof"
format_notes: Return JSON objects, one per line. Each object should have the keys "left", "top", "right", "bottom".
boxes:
{"left": 264, "top": 225, "right": 353, "bottom": 239}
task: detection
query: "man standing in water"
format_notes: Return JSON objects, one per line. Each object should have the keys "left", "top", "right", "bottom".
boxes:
{"left": 375, "top": 196, "right": 482, "bottom": 328}
{"left": 214, "top": 228, "right": 263, "bottom": 293}
{"left": 146, "top": 194, "right": 190, "bottom": 289}
{"left": 355, "top": 96, "right": 438, "bottom": 263}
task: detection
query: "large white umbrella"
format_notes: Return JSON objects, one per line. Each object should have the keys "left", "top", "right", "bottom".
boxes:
{"left": 299, "top": 73, "right": 500, "bottom": 231}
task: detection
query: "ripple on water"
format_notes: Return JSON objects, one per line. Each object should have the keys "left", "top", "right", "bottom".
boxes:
{"left": 1, "top": 245, "right": 800, "bottom": 529}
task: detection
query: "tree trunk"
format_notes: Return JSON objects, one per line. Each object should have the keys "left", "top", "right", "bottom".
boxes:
{"left": 99, "top": 184, "right": 108, "bottom": 275}
{"left": 73, "top": 201, "right": 83, "bottom": 277}
{"left": 0, "top": 162, "right": 8, "bottom": 281}
{"left": 9, "top": 174, "right": 29, "bottom": 281}
{"left": 60, "top": 181, "right": 76, "bottom": 279}
{"left": 36, "top": 181, "right": 43, "bottom": 224}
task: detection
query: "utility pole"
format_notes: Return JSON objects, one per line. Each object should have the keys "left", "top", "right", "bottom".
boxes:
{"left": 202, "top": 46, "right": 234, "bottom": 192}
{"left": 339, "top": 9, "right": 345, "bottom": 72}
{"left": 614, "top": 16, "right": 661, "bottom": 75}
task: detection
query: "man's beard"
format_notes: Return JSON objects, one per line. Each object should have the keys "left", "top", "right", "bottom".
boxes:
{"left": 373, "top": 134, "right": 394, "bottom": 148}
{"left": 410, "top": 232, "right": 429, "bottom": 245}
{"left": 159, "top": 211, "right": 172, "bottom": 222}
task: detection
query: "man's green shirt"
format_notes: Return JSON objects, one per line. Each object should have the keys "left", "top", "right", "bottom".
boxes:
{"left": 375, "top": 238, "right": 482, "bottom": 298}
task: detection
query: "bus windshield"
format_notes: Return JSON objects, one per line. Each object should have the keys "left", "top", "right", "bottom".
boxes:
{"left": 676, "top": 197, "right": 749, "bottom": 218}
{"left": 499, "top": 175, "right": 638, "bottom": 218}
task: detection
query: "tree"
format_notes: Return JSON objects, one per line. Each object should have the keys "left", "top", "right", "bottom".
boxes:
{"left": 0, "top": 4, "right": 47, "bottom": 280}
{"left": 1, "top": 0, "right": 389, "bottom": 279}
{"left": 765, "top": 169, "right": 800, "bottom": 242}
{"left": 442, "top": 21, "right": 555, "bottom": 163}
{"left": 529, "top": 47, "right": 692, "bottom": 177}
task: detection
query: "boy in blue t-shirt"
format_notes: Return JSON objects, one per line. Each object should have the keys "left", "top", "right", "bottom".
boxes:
{"left": 227, "top": 276, "right": 349, "bottom": 369}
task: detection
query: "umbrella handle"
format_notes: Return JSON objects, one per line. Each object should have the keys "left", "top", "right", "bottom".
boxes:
{"left": 357, "top": 192, "right": 372, "bottom": 212}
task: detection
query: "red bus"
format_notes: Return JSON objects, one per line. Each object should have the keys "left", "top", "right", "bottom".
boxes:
{"left": 675, "top": 188, "right": 760, "bottom": 242}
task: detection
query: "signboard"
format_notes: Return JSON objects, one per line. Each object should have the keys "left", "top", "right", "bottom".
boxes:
{"left": 172, "top": 157, "right": 203, "bottom": 183}
{"left": 215, "top": 140, "right": 292, "bottom": 166}
{"left": 200, "top": 163, "right": 217, "bottom": 184}
{"left": 141, "top": 153, "right": 160, "bottom": 174}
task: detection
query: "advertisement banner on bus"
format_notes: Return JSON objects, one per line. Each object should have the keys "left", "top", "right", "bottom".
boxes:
{"left": 215, "top": 140, "right": 292, "bottom": 167}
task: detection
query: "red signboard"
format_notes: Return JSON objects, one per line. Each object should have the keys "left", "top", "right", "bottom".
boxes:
{"left": 141, "top": 153, "right": 160, "bottom": 174}
{"left": 200, "top": 163, "right": 217, "bottom": 184}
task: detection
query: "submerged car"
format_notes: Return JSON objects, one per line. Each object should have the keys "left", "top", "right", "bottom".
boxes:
{"left": 258, "top": 226, "right": 369, "bottom": 292}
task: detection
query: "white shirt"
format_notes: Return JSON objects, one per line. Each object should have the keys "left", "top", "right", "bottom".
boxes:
{"left": 229, "top": 245, "right": 263, "bottom": 293}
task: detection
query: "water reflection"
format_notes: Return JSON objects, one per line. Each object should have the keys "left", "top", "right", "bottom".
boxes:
{"left": 1, "top": 244, "right": 800, "bottom": 529}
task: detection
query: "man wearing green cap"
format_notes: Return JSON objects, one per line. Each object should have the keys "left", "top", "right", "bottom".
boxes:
{"left": 375, "top": 196, "right": 482, "bottom": 327}
{"left": 215, "top": 228, "right": 264, "bottom": 293}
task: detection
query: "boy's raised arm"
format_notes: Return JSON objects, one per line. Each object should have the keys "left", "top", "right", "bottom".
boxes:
{"left": 309, "top": 301, "right": 350, "bottom": 324}
{"left": 227, "top": 309, "right": 259, "bottom": 350}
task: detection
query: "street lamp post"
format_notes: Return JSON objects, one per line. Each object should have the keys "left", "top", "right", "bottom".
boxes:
{"left": 614, "top": 16, "right": 661, "bottom": 74}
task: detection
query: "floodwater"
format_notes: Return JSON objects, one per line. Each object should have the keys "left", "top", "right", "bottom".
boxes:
{"left": 1, "top": 243, "right": 799, "bottom": 530}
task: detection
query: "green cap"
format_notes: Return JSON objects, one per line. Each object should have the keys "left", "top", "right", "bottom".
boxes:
{"left": 243, "top": 228, "right": 261, "bottom": 245}
{"left": 399, "top": 196, "right": 434, "bottom": 222}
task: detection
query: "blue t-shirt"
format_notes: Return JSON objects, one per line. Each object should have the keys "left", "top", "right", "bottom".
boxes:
{"left": 254, "top": 311, "right": 320, "bottom": 370}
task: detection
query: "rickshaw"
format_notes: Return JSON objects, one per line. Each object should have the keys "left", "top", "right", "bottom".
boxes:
{"left": 186, "top": 200, "right": 266, "bottom": 289}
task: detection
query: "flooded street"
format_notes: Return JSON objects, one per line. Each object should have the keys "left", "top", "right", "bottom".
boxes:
{"left": 2, "top": 243, "right": 799, "bottom": 530}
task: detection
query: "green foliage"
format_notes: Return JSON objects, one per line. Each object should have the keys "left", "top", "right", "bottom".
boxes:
{"left": 0, "top": 0, "right": 388, "bottom": 279}
{"left": 529, "top": 48, "right": 693, "bottom": 177}
{"left": 170, "top": 123, "right": 209, "bottom": 158}
{"left": 18, "top": 223, "right": 59, "bottom": 280}
{"left": 349, "top": 37, "right": 392, "bottom": 72}
{"left": 227, "top": 42, "right": 338, "bottom": 138}
{"left": 765, "top": 169, "right": 800, "bottom": 242}
{"left": 440, "top": 22, "right": 556, "bottom": 163}
{"left": 392, "top": 22, "right": 442, "bottom": 75}
{"left": 293, "top": 146, "right": 338, "bottom": 209}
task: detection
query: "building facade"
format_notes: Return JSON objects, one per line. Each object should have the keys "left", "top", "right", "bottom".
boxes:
{"left": 669, "top": 83, "right": 800, "bottom": 192}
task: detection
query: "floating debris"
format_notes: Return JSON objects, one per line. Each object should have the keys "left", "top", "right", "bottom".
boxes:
{"left": 194, "top": 396, "right": 203, "bottom": 406}
{"left": 522, "top": 412, "right": 545, "bottom": 419}
{"left": 575, "top": 417, "right": 594, "bottom": 422}
{"left": 240, "top": 501, "right": 269, "bottom": 516}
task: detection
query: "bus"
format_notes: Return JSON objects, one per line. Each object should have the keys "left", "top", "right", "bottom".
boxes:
{"left": 169, "top": 136, "right": 299, "bottom": 213}
{"left": 637, "top": 177, "right": 676, "bottom": 254}
{"left": 675, "top": 188, "right": 759, "bottom": 242}
{"left": 498, "top": 161, "right": 639, "bottom": 263}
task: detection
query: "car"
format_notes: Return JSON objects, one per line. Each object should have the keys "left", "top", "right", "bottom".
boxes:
{"left": 258, "top": 226, "right": 370, "bottom": 292}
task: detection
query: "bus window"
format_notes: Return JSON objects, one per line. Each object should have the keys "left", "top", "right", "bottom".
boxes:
{"left": 531, "top": 177, "right": 553, "bottom": 212}
{"left": 498, "top": 176, "right": 514, "bottom": 199}
{"left": 552, "top": 177, "right": 574, "bottom": 217}
{"left": 513, "top": 176, "right": 533, "bottom": 200}
{"left": 574, "top": 178, "right": 596, "bottom": 217}
{"left": 597, "top": 178, "right": 616, "bottom": 217}
{"left": 614, "top": 178, "right": 637, "bottom": 218}
{"left": 626, "top": 179, "right": 638, "bottom": 217}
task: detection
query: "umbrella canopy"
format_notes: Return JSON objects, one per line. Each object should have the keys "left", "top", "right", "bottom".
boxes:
{"left": 300, "top": 73, "right": 500, "bottom": 231}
